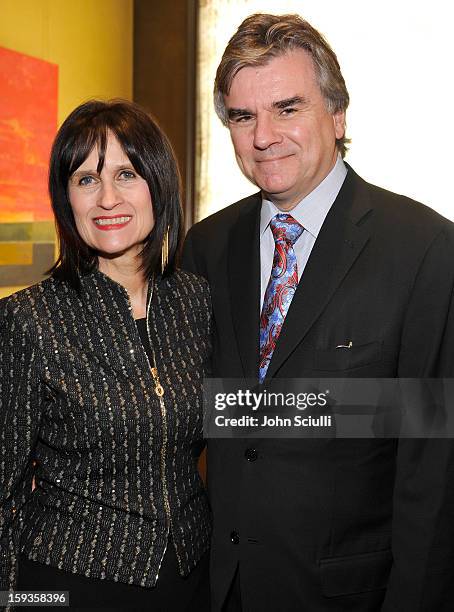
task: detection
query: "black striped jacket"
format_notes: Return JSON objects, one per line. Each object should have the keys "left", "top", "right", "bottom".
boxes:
{"left": 0, "top": 269, "right": 211, "bottom": 593}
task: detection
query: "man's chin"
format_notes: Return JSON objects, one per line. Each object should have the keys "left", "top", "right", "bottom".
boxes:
{"left": 260, "top": 188, "right": 301, "bottom": 211}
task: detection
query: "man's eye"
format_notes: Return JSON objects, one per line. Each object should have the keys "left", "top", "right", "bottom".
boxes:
{"left": 281, "top": 107, "right": 297, "bottom": 116}
{"left": 230, "top": 114, "right": 253, "bottom": 124}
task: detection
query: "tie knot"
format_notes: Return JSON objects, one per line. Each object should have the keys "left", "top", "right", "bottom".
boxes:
{"left": 270, "top": 214, "right": 304, "bottom": 245}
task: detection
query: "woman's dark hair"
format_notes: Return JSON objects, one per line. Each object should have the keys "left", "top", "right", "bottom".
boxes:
{"left": 48, "top": 99, "right": 183, "bottom": 287}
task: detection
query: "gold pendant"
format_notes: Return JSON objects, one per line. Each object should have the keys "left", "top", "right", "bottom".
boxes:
{"left": 154, "top": 384, "right": 164, "bottom": 397}
{"left": 151, "top": 367, "right": 164, "bottom": 397}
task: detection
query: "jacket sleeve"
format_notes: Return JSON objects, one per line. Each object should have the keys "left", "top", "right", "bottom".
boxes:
{"left": 200, "top": 276, "right": 213, "bottom": 379}
{"left": 0, "top": 297, "right": 43, "bottom": 591}
{"left": 181, "top": 224, "right": 208, "bottom": 280}
{"left": 382, "top": 225, "right": 454, "bottom": 611}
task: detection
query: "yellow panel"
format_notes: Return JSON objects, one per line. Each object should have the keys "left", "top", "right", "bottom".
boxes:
{"left": 0, "top": 0, "right": 133, "bottom": 125}
{"left": 0, "top": 286, "right": 27, "bottom": 299}
{"left": 0, "top": 212, "right": 34, "bottom": 223}
{"left": 0, "top": 243, "right": 33, "bottom": 265}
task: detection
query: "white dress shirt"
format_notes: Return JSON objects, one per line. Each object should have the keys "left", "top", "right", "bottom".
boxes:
{"left": 260, "top": 156, "right": 348, "bottom": 308}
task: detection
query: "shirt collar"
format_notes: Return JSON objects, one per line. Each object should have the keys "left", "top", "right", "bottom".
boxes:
{"left": 260, "top": 155, "right": 348, "bottom": 239}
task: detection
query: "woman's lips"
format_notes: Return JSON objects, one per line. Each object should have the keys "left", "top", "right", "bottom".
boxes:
{"left": 93, "top": 215, "right": 132, "bottom": 231}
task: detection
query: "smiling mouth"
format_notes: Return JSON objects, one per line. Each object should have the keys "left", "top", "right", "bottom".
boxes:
{"left": 256, "top": 154, "right": 293, "bottom": 163}
{"left": 93, "top": 216, "right": 132, "bottom": 230}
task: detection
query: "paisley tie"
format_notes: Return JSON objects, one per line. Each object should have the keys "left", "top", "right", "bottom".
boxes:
{"left": 259, "top": 214, "right": 304, "bottom": 383}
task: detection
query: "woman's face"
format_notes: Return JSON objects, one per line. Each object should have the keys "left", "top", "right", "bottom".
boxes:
{"left": 68, "top": 133, "right": 154, "bottom": 265}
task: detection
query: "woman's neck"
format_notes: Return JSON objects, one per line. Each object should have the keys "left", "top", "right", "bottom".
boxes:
{"left": 98, "top": 255, "right": 148, "bottom": 319}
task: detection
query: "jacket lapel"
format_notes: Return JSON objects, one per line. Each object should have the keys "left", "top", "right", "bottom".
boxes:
{"left": 228, "top": 194, "right": 262, "bottom": 378}
{"left": 266, "top": 168, "right": 373, "bottom": 379}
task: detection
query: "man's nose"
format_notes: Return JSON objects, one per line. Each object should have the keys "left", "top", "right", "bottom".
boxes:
{"left": 98, "top": 180, "right": 122, "bottom": 209}
{"left": 253, "top": 114, "right": 282, "bottom": 150}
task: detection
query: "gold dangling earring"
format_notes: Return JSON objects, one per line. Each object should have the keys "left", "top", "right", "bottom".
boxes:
{"left": 161, "top": 226, "right": 169, "bottom": 274}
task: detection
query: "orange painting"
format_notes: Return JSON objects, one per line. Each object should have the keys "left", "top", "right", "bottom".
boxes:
{"left": 0, "top": 46, "right": 57, "bottom": 222}
{"left": 0, "top": 47, "right": 58, "bottom": 288}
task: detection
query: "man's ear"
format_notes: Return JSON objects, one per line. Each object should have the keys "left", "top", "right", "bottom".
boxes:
{"left": 333, "top": 111, "right": 346, "bottom": 140}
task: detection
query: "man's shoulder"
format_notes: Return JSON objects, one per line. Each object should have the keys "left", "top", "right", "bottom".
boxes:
{"left": 188, "top": 191, "right": 261, "bottom": 236}
{"left": 349, "top": 166, "right": 454, "bottom": 237}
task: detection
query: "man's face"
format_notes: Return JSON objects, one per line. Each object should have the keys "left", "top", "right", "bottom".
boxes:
{"left": 224, "top": 49, "right": 345, "bottom": 211}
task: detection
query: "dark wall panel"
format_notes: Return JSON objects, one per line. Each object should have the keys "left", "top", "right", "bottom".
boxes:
{"left": 134, "top": 0, "right": 197, "bottom": 229}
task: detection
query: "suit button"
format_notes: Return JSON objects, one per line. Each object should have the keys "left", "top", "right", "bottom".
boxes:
{"left": 230, "top": 531, "right": 240, "bottom": 545}
{"left": 245, "top": 448, "right": 258, "bottom": 461}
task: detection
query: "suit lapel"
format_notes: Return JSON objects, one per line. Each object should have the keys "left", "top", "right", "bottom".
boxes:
{"left": 228, "top": 194, "right": 261, "bottom": 378}
{"left": 266, "top": 168, "right": 373, "bottom": 379}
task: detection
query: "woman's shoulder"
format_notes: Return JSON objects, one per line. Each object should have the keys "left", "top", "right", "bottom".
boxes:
{"left": 156, "top": 270, "right": 211, "bottom": 330}
{"left": 159, "top": 269, "right": 210, "bottom": 300}
{"left": 1, "top": 277, "right": 50, "bottom": 311}
{"left": 0, "top": 276, "right": 66, "bottom": 322}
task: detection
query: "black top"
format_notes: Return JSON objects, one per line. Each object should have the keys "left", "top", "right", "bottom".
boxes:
{"left": 135, "top": 318, "right": 152, "bottom": 364}
{"left": 0, "top": 269, "right": 212, "bottom": 593}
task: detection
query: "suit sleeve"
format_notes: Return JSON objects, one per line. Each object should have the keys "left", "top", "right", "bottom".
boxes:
{"left": 382, "top": 225, "right": 454, "bottom": 611}
{"left": 181, "top": 224, "right": 208, "bottom": 279}
{"left": 0, "top": 298, "right": 43, "bottom": 591}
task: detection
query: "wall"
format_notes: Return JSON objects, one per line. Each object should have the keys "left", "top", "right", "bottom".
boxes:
{"left": 196, "top": 0, "right": 454, "bottom": 222}
{"left": 134, "top": 0, "right": 197, "bottom": 231}
{"left": 0, "top": 0, "right": 133, "bottom": 299}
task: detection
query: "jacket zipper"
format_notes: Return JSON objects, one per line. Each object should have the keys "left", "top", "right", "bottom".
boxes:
{"left": 143, "top": 281, "right": 182, "bottom": 580}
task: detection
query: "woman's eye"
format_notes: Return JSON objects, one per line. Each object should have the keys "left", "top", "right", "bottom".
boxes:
{"left": 78, "top": 175, "right": 95, "bottom": 186}
{"left": 119, "top": 170, "right": 136, "bottom": 180}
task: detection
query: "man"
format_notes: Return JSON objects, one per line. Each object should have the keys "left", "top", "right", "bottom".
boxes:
{"left": 182, "top": 13, "right": 454, "bottom": 612}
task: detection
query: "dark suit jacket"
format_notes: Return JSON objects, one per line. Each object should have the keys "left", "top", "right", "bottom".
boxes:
{"left": 182, "top": 166, "right": 454, "bottom": 611}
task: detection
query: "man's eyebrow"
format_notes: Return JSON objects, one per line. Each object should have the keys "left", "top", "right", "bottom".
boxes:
{"left": 226, "top": 96, "right": 308, "bottom": 120}
{"left": 273, "top": 96, "right": 308, "bottom": 109}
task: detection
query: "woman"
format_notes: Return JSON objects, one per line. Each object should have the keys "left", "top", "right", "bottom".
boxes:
{"left": 0, "top": 100, "right": 211, "bottom": 610}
